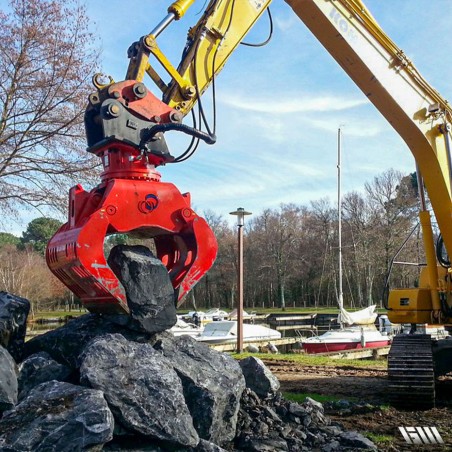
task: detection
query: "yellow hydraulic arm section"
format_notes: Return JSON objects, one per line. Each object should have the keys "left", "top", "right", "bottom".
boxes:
{"left": 127, "top": 0, "right": 272, "bottom": 117}
{"left": 285, "top": 0, "right": 452, "bottom": 322}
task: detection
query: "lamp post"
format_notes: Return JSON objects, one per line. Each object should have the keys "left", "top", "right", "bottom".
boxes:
{"left": 230, "top": 207, "right": 252, "bottom": 353}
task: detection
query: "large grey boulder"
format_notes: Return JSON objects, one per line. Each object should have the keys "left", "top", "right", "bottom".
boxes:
{"left": 23, "top": 313, "right": 153, "bottom": 369}
{"left": 153, "top": 333, "right": 246, "bottom": 445}
{"left": 239, "top": 356, "right": 280, "bottom": 398}
{"left": 0, "top": 346, "right": 18, "bottom": 413}
{"left": 106, "top": 245, "right": 177, "bottom": 333}
{"left": 80, "top": 333, "right": 199, "bottom": 448}
{"left": 0, "top": 380, "right": 114, "bottom": 451}
{"left": 0, "top": 292, "right": 30, "bottom": 362}
{"left": 18, "top": 351, "right": 72, "bottom": 400}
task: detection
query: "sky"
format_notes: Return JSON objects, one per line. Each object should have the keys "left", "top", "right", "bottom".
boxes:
{"left": 5, "top": 0, "right": 452, "bottom": 234}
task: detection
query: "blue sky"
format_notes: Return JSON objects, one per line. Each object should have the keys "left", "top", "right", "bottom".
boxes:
{"left": 5, "top": 0, "right": 452, "bottom": 234}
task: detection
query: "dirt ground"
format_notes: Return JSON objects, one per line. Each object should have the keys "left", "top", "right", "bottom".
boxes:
{"left": 264, "top": 359, "right": 452, "bottom": 451}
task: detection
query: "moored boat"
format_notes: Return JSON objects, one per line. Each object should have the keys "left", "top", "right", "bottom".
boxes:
{"left": 196, "top": 320, "right": 281, "bottom": 345}
{"left": 302, "top": 326, "right": 391, "bottom": 354}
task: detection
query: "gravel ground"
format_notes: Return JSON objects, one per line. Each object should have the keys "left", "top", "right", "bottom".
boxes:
{"left": 264, "top": 359, "right": 452, "bottom": 451}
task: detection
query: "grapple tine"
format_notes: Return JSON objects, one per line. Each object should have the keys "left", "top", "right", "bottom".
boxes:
{"left": 155, "top": 216, "right": 218, "bottom": 307}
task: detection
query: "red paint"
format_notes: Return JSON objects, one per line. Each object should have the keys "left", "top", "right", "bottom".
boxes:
{"left": 303, "top": 339, "right": 390, "bottom": 354}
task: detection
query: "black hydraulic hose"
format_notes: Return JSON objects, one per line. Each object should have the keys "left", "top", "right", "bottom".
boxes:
{"left": 241, "top": 8, "right": 273, "bottom": 47}
{"left": 436, "top": 234, "right": 451, "bottom": 267}
{"left": 440, "top": 290, "right": 452, "bottom": 317}
{"left": 142, "top": 123, "right": 216, "bottom": 147}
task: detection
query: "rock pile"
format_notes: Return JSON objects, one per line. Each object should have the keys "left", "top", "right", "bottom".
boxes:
{"left": 236, "top": 358, "right": 377, "bottom": 451}
{"left": 0, "top": 246, "right": 377, "bottom": 451}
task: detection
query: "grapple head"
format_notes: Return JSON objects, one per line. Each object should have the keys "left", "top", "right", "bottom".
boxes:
{"left": 46, "top": 80, "right": 218, "bottom": 314}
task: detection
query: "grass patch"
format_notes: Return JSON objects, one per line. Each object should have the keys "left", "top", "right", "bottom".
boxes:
{"left": 364, "top": 432, "right": 394, "bottom": 445}
{"left": 232, "top": 352, "right": 387, "bottom": 369}
{"left": 283, "top": 391, "right": 354, "bottom": 404}
{"left": 31, "top": 310, "right": 86, "bottom": 320}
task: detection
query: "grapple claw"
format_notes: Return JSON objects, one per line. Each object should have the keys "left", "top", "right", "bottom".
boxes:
{"left": 47, "top": 178, "right": 218, "bottom": 314}
{"left": 47, "top": 79, "right": 218, "bottom": 314}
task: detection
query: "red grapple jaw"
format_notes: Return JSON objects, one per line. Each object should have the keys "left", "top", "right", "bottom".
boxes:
{"left": 46, "top": 180, "right": 218, "bottom": 315}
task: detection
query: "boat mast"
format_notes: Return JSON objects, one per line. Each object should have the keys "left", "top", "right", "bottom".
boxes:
{"left": 337, "top": 128, "right": 344, "bottom": 315}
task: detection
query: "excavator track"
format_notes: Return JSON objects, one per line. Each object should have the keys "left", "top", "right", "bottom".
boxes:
{"left": 388, "top": 334, "right": 435, "bottom": 409}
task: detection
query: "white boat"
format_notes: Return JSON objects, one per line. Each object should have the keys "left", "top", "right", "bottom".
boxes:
{"left": 302, "top": 326, "right": 391, "bottom": 354}
{"left": 227, "top": 308, "right": 256, "bottom": 321}
{"left": 171, "top": 318, "right": 204, "bottom": 337}
{"left": 196, "top": 320, "right": 281, "bottom": 345}
{"left": 185, "top": 308, "right": 228, "bottom": 323}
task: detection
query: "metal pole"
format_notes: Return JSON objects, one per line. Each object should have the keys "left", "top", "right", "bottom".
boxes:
{"left": 150, "top": 13, "right": 176, "bottom": 38}
{"left": 337, "top": 128, "right": 344, "bottom": 313}
{"left": 229, "top": 207, "right": 251, "bottom": 353}
{"left": 237, "top": 223, "right": 244, "bottom": 353}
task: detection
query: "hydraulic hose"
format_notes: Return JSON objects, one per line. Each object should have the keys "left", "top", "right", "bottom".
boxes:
{"left": 436, "top": 234, "right": 451, "bottom": 268}
{"left": 141, "top": 123, "right": 216, "bottom": 147}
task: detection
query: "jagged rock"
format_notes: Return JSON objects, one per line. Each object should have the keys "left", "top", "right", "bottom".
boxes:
{"left": 103, "top": 435, "right": 167, "bottom": 451}
{"left": 153, "top": 333, "right": 245, "bottom": 445}
{"left": 239, "top": 356, "right": 280, "bottom": 397}
{"left": 303, "top": 397, "right": 329, "bottom": 427}
{"left": 264, "top": 406, "right": 282, "bottom": 423}
{"left": 194, "top": 439, "right": 228, "bottom": 451}
{"left": 0, "top": 380, "right": 113, "bottom": 451}
{"left": 236, "top": 433, "right": 289, "bottom": 451}
{"left": 285, "top": 436, "right": 305, "bottom": 451}
{"left": 288, "top": 402, "right": 308, "bottom": 418}
{"left": 236, "top": 384, "right": 382, "bottom": 452}
{"left": 23, "top": 313, "right": 152, "bottom": 369}
{"left": 338, "top": 431, "right": 377, "bottom": 450}
{"left": 18, "top": 351, "right": 72, "bottom": 399}
{"left": 322, "top": 440, "right": 341, "bottom": 452}
{"left": 0, "top": 292, "right": 30, "bottom": 362}
{"left": 80, "top": 333, "right": 199, "bottom": 448}
{"left": 106, "top": 245, "right": 177, "bottom": 333}
{"left": 0, "top": 346, "right": 18, "bottom": 412}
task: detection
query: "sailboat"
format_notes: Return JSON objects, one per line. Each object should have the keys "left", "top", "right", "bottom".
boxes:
{"left": 303, "top": 128, "right": 391, "bottom": 354}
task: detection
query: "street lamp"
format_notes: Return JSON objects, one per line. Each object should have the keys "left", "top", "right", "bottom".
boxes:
{"left": 230, "top": 207, "right": 252, "bottom": 353}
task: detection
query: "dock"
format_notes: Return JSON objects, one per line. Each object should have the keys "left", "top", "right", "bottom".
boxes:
{"left": 307, "top": 346, "right": 390, "bottom": 360}
{"left": 209, "top": 337, "right": 390, "bottom": 360}
{"left": 209, "top": 337, "right": 299, "bottom": 352}
{"left": 267, "top": 313, "right": 318, "bottom": 333}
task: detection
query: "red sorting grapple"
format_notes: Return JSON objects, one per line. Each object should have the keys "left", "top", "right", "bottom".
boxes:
{"left": 46, "top": 80, "right": 218, "bottom": 314}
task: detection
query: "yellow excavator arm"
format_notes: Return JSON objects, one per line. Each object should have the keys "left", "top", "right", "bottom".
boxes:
{"left": 285, "top": 0, "right": 452, "bottom": 324}
{"left": 127, "top": 0, "right": 272, "bottom": 116}
{"left": 139, "top": 0, "right": 452, "bottom": 324}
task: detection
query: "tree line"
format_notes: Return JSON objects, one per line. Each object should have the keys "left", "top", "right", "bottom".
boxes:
{"left": 0, "top": 168, "right": 423, "bottom": 313}
{"left": 191, "top": 169, "right": 422, "bottom": 311}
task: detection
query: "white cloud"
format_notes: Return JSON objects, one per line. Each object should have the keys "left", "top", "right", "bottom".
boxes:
{"left": 219, "top": 93, "right": 368, "bottom": 114}
{"left": 274, "top": 15, "right": 300, "bottom": 32}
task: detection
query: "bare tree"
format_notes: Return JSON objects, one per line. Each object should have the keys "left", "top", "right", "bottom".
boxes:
{"left": 0, "top": 244, "right": 67, "bottom": 315}
{"left": 249, "top": 204, "right": 305, "bottom": 310}
{"left": 0, "top": 0, "right": 101, "bottom": 222}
